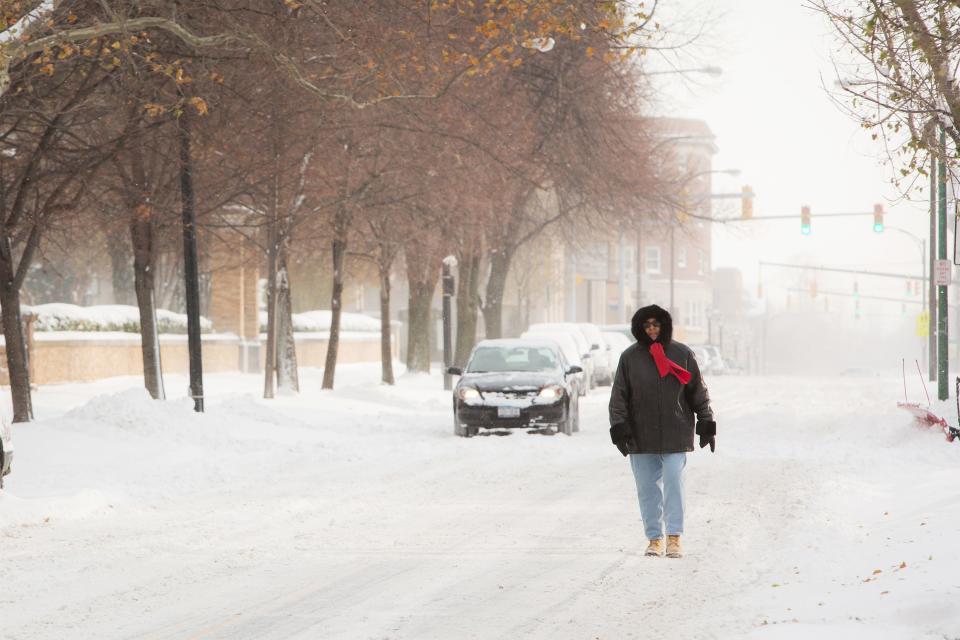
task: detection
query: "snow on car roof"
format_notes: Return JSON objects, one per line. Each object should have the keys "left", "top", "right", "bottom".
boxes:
{"left": 474, "top": 338, "right": 564, "bottom": 349}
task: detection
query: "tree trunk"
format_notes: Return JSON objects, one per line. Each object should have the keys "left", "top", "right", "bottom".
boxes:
{"left": 482, "top": 247, "right": 514, "bottom": 340}
{"left": 130, "top": 211, "right": 165, "bottom": 400}
{"left": 263, "top": 233, "right": 278, "bottom": 399}
{"left": 406, "top": 275, "right": 436, "bottom": 373}
{"left": 454, "top": 249, "right": 481, "bottom": 367}
{"left": 275, "top": 257, "right": 299, "bottom": 393}
{"left": 0, "top": 245, "right": 32, "bottom": 422}
{"left": 378, "top": 253, "right": 395, "bottom": 385}
{"left": 106, "top": 231, "right": 135, "bottom": 305}
{"left": 322, "top": 216, "right": 347, "bottom": 390}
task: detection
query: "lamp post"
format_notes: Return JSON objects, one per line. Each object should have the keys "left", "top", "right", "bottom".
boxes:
{"left": 668, "top": 168, "right": 741, "bottom": 319}
{"left": 441, "top": 256, "right": 457, "bottom": 391}
{"left": 633, "top": 66, "right": 723, "bottom": 315}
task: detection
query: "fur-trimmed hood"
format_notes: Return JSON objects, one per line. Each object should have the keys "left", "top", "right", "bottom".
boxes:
{"left": 631, "top": 304, "right": 673, "bottom": 346}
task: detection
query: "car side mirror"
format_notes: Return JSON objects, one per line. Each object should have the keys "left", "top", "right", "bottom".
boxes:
{"left": 447, "top": 366, "right": 462, "bottom": 376}
{"left": 566, "top": 365, "right": 583, "bottom": 375}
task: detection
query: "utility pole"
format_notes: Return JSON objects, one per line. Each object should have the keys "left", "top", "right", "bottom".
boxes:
{"left": 937, "top": 127, "right": 949, "bottom": 401}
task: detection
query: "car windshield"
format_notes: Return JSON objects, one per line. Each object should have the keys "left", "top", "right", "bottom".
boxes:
{"left": 466, "top": 346, "right": 561, "bottom": 373}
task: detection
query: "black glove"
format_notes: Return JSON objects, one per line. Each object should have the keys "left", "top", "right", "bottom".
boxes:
{"left": 609, "top": 422, "right": 632, "bottom": 457}
{"left": 696, "top": 420, "right": 716, "bottom": 453}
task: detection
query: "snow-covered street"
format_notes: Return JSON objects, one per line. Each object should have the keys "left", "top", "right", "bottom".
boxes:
{"left": 2, "top": 365, "right": 959, "bottom": 639}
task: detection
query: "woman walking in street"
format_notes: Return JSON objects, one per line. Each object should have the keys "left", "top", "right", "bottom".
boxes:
{"left": 608, "top": 304, "right": 716, "bottom": 558}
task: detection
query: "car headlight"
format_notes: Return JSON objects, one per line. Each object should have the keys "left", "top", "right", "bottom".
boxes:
{"left": 538, "top": 385, "right": 564, "bottom": 400}
{"left": 458, "top": 387, "right": 481, "bottom": 400}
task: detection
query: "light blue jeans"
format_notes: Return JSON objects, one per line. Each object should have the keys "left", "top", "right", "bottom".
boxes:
{"left": 629, "top": 453, "right": 687, "bottom": 540}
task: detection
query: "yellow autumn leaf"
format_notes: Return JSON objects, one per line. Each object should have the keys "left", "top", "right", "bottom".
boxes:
{"left": 188, "top": 97, "right": 209, "bottom": 116}
{"left": 143, "top": 103, "right": 166, "bottom": 117}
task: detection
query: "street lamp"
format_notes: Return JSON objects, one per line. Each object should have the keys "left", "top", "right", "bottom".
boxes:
{"left": 668, "top": 168, "right": 741, "bottom": 319}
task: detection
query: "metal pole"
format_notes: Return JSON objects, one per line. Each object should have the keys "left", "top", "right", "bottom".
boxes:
{"left": 669, "top": 223, "right": 675, "bottom": 317}
{"left": 442, "top": 261, "right": 455, "bottom": 391}
{"left": 930, "top": 154, "right": 937, "bottom": 382}
{"left": 618, "top": 233, "right": 627, "bottom": 321}
{"left": 922, "top": 238, "right": 927, "bottom": 370}
{"left": 938, "top": 127, "right": 948, "bottom": 400}
{"left": 179, "top": 106, "right": 204, "bottom": 412}
{"left": 635, "top": 227, "right": 643, "bottom": 310}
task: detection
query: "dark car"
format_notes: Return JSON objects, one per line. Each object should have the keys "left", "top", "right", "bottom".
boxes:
{"left": 0, "top": 418, "right": 12, "bottom": 489}
{"left": 448, "top": 339, "right": 582, "bottom": 437}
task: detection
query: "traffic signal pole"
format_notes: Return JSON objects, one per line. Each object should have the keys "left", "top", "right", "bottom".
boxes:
{"left": 930, "top": 153, "right": 937, "bottom": 382}
{"left": 937, "top": 127, "right": 949, "bottom": 401}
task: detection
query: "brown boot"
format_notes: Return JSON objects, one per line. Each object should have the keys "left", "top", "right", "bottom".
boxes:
{"left": 644, "top": 538, "right": 664, "bottom": 557}
{"left": 666, "top": 535, "right": 683, "bottom": 558}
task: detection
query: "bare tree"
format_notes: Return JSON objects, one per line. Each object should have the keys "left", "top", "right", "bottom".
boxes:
{"left": 811, "top": 0, "right": 960, "bottom": 184}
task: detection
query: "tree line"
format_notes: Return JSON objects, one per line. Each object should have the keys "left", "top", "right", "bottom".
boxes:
{"left": 0, "top": 0, "right": 681, "bottom": 421}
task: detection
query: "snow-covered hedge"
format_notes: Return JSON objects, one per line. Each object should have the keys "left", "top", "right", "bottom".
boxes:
{"left": 259, "top": 310, "right": 383, "bottom": 333}
{"left": 26, "top": 303, "right": 212, "bottom": 334}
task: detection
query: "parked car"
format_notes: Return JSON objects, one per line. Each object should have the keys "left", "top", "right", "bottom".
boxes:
{"left": 448, "top": 339, "right": 582, "bottom": 437}
{"left": 521, "top": 331, "right": 588, "bottom": 397}
{"left": 526, "top": 323, "right": 595, "bottom": 389}
{"left": 577, "top": 323, "right": 613, "bottom": 386}
{"left": 1, "top": 418, "right": 12, "bottom": 489}
{"left": 601, "top": 331, "right": 632, "bottom": 375}
{"left": 690, "top": 345, "right": 712, "bottom": 374}
{"left": 600, "top": 323, "right": 633, "bottom": 342}
{"left": 699, "top": 344, "right": 727, "bottom": 375}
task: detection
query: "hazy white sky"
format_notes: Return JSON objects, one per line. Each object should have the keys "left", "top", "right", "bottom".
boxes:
{"left": 649, "top": 0, "right": 941, "bottom": 318}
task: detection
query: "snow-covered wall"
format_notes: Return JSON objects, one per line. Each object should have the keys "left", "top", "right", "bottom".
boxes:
{"left": 26, "top": 304, "right": 212, "bottom": 334}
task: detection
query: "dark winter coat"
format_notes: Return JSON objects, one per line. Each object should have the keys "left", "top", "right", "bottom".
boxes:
{"left": 608, "top": 305, "right": 714, "bottom": 454}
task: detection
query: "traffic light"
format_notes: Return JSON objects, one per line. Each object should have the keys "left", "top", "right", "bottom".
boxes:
{"left": 801, "top": 205, "right": 811, "bottom": 235}
{"left": 757, "top": 282, "right": 763, "bottom": 299}
{"left": 741, "top": 185, "right": 754, "bottom": 219}
{"left": 809, "top": 280, "right": 818, "bottom": 298}
{"left": 873, "top": 203, "right": 884, "bottom": 233}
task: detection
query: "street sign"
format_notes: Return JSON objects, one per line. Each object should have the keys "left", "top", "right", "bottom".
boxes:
{"left": 917, "top": 311, "right": 930, "bottom": 337}
{"left": 935, "top": 259, "right": 952, "bottom": 286}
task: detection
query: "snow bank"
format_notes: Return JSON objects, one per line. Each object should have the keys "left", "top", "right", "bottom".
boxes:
{"left": 26, "top": 303, "right": 212, "bottom": 334}
{"left": 259, "top": 309, "right": 386, "bottom": 333}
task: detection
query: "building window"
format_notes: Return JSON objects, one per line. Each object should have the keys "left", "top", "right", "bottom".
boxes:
{"left": 678, "top": 248, "right": 687, "bottom": 269}
{"left": 698, "top": 250, "right": 707, "bottom": 276}
{"left": 645, "top": 246, "right": 661, "bottom": 274}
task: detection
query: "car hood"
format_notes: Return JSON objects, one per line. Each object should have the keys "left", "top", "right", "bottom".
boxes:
{"left": 459, "top": 371, "right": 561, "bottom": 391}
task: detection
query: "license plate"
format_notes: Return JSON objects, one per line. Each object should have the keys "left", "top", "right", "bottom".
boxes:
{"left": 497, "top": 406, "right": 520, "bottom": 418}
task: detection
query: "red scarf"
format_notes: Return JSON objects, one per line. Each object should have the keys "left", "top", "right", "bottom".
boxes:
{"left": 649, "top": 342, "right": 691, "bottom": 385}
